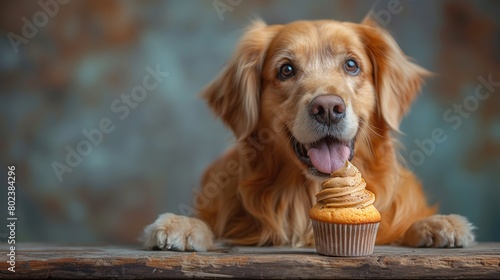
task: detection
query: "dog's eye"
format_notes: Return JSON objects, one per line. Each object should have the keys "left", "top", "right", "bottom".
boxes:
{"left": 278, "top": 64, "right": 295, "bottom": 80}
{"left": 344, "top": 59, "right": 360, "bottom": 75}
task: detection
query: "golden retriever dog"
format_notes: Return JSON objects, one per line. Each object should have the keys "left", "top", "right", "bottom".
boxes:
{"left": 142, "top": 17, "right": 475, "bottom": 251}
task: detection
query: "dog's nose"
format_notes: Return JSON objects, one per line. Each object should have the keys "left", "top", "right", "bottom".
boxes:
{"left": 309, "top": 95, "right": 346, "bottom": 125}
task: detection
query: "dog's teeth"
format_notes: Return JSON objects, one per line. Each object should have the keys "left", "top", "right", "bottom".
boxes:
{"left": 304, "top": 143, "right": 310, "bottom": 150}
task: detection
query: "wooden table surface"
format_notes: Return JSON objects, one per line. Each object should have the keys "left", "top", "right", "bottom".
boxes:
{"left": 1, "top": 243, "right": 499, "bottom": 279}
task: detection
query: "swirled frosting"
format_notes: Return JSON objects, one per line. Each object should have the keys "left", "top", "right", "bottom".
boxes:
{"left": 316, "top": 161, "right": 375, "bottom": 208}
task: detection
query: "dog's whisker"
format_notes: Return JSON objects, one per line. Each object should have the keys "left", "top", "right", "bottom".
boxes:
{"left": 359, "top": 119, "right": 385, "bottom": 139}
{"left": 359, "top": 126, "right": 375, "bottom": 160}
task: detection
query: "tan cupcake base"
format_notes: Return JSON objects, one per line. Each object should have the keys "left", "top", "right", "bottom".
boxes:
{"left": 312, "top": 220, "right": 379, "bottom": 257}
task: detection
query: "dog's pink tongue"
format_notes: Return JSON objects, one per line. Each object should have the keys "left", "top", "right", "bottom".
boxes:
{"left": 307, "top": 139, "right": 350, "bottom": 174}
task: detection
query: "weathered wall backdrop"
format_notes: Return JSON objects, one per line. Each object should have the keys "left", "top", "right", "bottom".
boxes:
{"left": 1, "top": 0, "right": 499, "bottom": 244}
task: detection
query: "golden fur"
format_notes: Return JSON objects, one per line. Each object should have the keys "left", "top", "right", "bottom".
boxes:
{"left": 142, "top": 17, "right": 475, "bottom": 250}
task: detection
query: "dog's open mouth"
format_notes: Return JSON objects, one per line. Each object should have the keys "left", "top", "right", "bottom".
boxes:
{"left": 293, "top": 136, "right": 354, "bottom": 177}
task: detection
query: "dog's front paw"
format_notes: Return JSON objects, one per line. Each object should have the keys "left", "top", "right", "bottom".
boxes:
{"left": 401, "top": 214, "right": 476, "bottom": 248}
{"left": 141, "top": 213, "right": 214, "bottom": 251}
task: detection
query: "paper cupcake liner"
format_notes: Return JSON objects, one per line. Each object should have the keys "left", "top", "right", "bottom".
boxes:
{"left": 312, "top": 220, "right": 379, "bottom": 256}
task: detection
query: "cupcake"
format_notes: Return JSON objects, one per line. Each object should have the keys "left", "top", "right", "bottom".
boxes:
{"left": 309, "top": 161, "right": 381, "bottom": 256}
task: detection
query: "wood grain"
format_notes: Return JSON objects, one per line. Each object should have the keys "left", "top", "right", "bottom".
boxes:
{"left": 1, "top": 243, "right": 499, "bottom": 279}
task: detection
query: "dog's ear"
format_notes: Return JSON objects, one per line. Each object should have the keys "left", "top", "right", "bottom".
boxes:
{"left": 358, "top": 16, "right": 431, "bottom": 132}
{"left": 201, "top": 20, "right": 282, "bottom": 140}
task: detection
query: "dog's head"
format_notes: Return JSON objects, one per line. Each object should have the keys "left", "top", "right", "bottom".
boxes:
{"left": 202, "top": 18, "right": 428, "bottom": 180}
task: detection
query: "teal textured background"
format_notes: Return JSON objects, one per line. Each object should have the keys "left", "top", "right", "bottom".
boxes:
{"left": 1, "top": 0, "right": 499, "bottom": 244}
